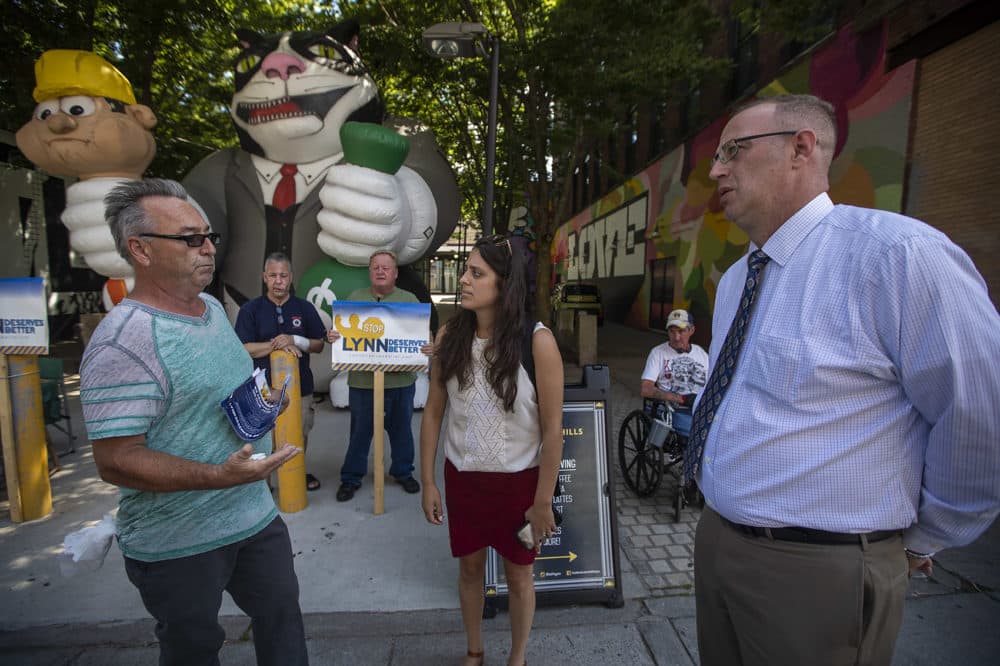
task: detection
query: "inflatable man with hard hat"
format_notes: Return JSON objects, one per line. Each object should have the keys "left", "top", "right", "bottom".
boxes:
{"left": 182, "top": 19, "right": 459, "bottom": 402}
{"left": 15, "top": 49, "right": 158, "bottom": 310}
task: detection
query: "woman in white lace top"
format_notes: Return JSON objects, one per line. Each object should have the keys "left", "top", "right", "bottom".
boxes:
{"left": 420, "top": 234, "right": 564, "bottom": 666}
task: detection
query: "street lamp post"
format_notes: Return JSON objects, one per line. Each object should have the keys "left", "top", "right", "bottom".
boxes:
{"left": 422, "top": 21, "right": 500, "bottom": 237}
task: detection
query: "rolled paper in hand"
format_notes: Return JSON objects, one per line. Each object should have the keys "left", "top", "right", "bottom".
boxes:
{"left": 340, "top": 121, "right": 410, "bottom": 174}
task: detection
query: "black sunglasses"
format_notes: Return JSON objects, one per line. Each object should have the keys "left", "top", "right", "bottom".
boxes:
{"left": 479, "top": 234, "right": 512, "bottom": 256}
{"left": 139, "top": 232, "right": 222, "bottom": 247}
{"left": 275, "top": 305, "right": 284, "bottom": 325}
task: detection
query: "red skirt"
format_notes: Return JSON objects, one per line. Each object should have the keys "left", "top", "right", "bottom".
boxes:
{"left": 444, "top": 458, "right": 539, "bottom": 565}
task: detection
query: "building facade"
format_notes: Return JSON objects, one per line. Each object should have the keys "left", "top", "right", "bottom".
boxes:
{"left": 549, "top": 0, "right": 998, "bottom": 346}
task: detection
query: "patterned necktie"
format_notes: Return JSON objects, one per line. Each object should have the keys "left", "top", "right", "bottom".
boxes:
{"left": 272, "top": 164, "right": 298, "bottom": 211}
{"left": 683, "top": 249, "right": 771, "bottom": 483}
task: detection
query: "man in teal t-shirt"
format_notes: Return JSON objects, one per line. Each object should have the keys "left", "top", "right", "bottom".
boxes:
{"left": 80, "top": 179, "right": 307, "bottom": 666}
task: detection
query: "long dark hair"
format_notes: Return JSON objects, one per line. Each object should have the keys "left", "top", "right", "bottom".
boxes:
{"left": 438, "top": 235, "right": 529, "bottom": 412}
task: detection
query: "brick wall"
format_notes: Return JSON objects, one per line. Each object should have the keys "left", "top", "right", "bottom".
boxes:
{"left": 905, "top": 19, "right": 1000, "bottom": 304}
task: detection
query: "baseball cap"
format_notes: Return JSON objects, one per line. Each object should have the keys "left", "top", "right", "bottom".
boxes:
{"left": 220, "top": 369, "right": 290, "bottom": 442}
{"left": 666, "top": 309, "right": 693, "bottom": 330}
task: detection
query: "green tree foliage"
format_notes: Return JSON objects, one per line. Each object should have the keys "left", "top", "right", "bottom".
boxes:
{"left": 340, "top": 0, "right": 727, "bottom": 319}
{"left": 4, "top": 0, "right": 835, "bottom": 321}
{"left": 732, "top": 0, "right": 842, "bottom": 44}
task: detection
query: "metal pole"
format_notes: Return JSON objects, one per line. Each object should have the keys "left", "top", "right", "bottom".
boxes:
{"left": 483, "top": 36, "right": 500, "bottom": 237}
{"left": 458, "top": 220, "right": 468, "bottom": 300}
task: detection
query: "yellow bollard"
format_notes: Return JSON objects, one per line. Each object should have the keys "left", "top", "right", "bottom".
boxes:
{"left": 1, "top": 355, "right": 53, "bottom": 522}
{"left": 269, "top": 351, "right": 307, "bottom": 513}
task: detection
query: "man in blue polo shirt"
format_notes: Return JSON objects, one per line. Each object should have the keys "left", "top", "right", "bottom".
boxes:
{"left": 236, "top": 253, "right": 327, "bottom": 490}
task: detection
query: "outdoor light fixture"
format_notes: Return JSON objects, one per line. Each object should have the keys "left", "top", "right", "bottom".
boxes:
{"left": 422, "top": 21, "right": 500, "bottom": 237}
{"left": 422, "top": 21, "right": 489, "bottom": 58}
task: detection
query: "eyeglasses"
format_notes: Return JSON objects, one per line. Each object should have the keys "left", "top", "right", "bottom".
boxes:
{"left": 480, "top": 234, "right": 512, "bottom": 256}
{"left": 712, "top": 130, "right": 799, "bottom": 165}
{"left": 275, "top": 305, "right": 284, "bottom": 325}
{"left": 138, "top": 232, "right": 222, "bottom": 247}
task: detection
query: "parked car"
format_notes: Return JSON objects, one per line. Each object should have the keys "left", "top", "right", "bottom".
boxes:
{"left": 551, "top": 282, "right": 604, "bottom": 326}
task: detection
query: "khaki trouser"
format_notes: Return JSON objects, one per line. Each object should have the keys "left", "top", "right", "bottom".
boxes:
{"left": 694, "top": 507, "right": 908, "bottom": 666}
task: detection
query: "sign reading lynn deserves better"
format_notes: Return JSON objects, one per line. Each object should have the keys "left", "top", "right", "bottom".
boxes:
{"left": 330, "top": 301, "right": 431, "bottom": 372}
{"left": 0, "top": 278, "right": 48, "bottom": 355}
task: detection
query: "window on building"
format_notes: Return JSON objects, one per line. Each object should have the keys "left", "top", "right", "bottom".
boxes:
{"left": 729, "top": 14, "right": 759, "bottom": 99}
{"left": 649, "top": 257, "right": 676, "bottom": 330}
{"left": 681, "top": 87, "right": 703, "bottom": 138}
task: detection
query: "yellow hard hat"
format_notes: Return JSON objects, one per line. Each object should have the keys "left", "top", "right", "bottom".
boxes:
{"left": 32, "top": 50, "right": 137, "bottom": 105}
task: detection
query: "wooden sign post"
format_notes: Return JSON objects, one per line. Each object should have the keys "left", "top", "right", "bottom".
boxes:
{"left": 0, "top": 354, "right": 24, "bottom": 523}
{"left": 1, "top": 278, "right": 52, "bottom": 522}
{"left": 0, "top": 354, "right": 53, "bottom": 522}
{"left": 373, "top": 370, "right": 386, "bottom": 515}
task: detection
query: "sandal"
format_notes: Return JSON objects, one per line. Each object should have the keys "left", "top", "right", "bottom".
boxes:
{"left": 464, "top": 649, "right": 484, "bottom": 665}
{"left": 306, "top": 473, "right": 321, "bottom": 491}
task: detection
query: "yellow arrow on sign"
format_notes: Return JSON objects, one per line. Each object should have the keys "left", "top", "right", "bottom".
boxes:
{"left": 536, "top": 551, "right": 577, "bottom": 563}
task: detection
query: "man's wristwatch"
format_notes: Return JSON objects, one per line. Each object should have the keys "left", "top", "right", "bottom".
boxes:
{"left": 904, "top": 548, "right": 935, "bottom": 560}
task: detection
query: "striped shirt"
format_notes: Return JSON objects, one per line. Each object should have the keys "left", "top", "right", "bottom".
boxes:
{"left": 698, "top": 193, "right": 1000, "bottom": 555}
{"left": 81, "top": 295, "right": 276, "bottom": 562}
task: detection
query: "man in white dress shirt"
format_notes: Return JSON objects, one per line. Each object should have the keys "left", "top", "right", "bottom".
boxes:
{"left": 692, "top": 94, "right": 1000, "bottom": 665}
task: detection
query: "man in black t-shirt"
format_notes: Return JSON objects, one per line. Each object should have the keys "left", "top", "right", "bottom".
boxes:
{"left": 236, "top": 252, "right": 327, "bottom": 490}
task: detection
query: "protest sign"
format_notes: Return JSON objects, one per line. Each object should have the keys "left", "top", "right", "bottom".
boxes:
{"left": 330, "top": 301, "right": 431, "bottom": 372}
{"left": 0, "top": 278, "right": 48, "bottom": 355}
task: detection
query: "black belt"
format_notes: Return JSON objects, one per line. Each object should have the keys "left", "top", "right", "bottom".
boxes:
{"left": 720, "top": 515, "right": 899, "bottom": 546}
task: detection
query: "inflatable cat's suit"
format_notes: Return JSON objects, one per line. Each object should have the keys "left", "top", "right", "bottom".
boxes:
{"left": 182, "top": 19, "right": 460, "bottom": 402}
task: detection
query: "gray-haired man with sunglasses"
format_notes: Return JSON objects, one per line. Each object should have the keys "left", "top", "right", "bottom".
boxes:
{"left": 80, "top": 178, "right": 308, "bottom": 666}
{"left": 692, "top": 95, "right": 1000, "bottom": 665}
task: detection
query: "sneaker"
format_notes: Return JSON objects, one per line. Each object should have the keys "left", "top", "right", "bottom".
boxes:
{"left": 336, "top": 483, "right": 359, "bottom": 502}
{"left": 396, "top": 476, "right": 420, "bottom": 494}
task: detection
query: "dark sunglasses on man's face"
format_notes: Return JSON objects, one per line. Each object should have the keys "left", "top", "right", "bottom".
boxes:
{"left": 139, "top": 232, "right": 222, "bottom": 247}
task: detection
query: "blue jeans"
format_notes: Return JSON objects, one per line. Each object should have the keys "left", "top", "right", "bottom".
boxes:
{"left": 341, "top": 384, "right": 416, "bottom": 485}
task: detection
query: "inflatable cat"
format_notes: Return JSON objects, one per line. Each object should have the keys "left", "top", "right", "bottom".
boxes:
{"left": 182, "top": 19, "right": 459, "bottom": 398}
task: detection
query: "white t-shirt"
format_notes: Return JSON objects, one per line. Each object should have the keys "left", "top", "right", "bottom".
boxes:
{"left": 641, "top": 342, "right": 709, "bottom": 396}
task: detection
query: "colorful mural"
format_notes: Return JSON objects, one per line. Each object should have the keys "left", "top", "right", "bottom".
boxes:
{"left": 508, "top": 197, "right": 538, "bottom": 294}
{"left": 550, "top": 21, "right": 916, "bottom": 336}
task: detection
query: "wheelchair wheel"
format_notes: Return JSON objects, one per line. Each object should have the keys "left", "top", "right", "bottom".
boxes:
{"left": 662, "top": 431, "right": 684, "bottom": 470}
{"left": 618, "top": 409, "right": 664, "bottom": 497}
{"left": 676, "top": 481, "right": 706, "bottom": 522}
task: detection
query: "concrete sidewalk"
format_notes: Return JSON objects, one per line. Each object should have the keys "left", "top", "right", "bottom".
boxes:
{"left": 1, "top": 321, "right": 998, "bottom": 664}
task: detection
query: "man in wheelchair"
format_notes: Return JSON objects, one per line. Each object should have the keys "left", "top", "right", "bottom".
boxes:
{"left": 640, "top": 309, "right": 709, "bottom": 438}
{"left": 616, "top": 309, "right": 709, "bottom": 509}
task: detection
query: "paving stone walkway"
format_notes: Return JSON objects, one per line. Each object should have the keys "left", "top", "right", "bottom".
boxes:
{"left": 605, "top": 368, "right": 699, "bottom": 596}
{"left": 564, "top": 340, "right": 700, "bottom": 599}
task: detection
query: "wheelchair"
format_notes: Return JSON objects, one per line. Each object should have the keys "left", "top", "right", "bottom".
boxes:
{"left": 617, "top": 397, "right": 702, "bottom": 522}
